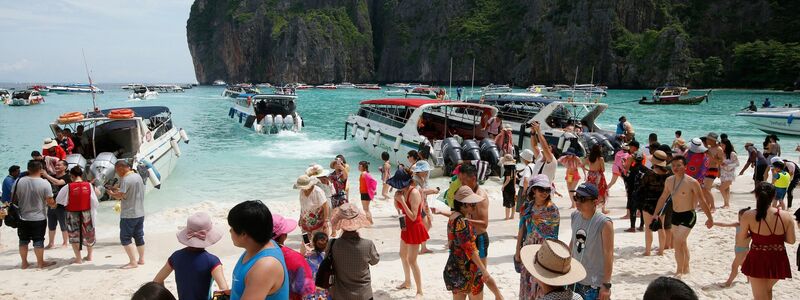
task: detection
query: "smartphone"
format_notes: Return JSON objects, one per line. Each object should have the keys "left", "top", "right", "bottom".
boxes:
{"left": 302, "top": 232, "right": 310, "bottom": 244}
{"left": 398, "top": 215, "right": 407, "bottom": 230}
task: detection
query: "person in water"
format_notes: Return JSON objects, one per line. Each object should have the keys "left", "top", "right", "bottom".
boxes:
{"left": 228, "top": 200, "right": 289, "bottom": 300}
{"left": 652, "top": 156, "right": 714, "bottom": 278}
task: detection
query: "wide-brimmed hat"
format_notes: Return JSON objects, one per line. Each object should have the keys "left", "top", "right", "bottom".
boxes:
{"left": 454, "top": 186, "right": 483, "bottom": 203}
{"left": 305, "top": 164, "right": 330, "bottom": 178}
{"left": 43, "top": 138, "right": 58, "bottom": 149}
{"left": 386, "top": 168, "right": 412, "bottom": 189}
{"left": 331, "top": 203, "right": 370, "bottom": 231}
{"left": 293, "top": 175, "right": 318, "bottom": 190}
{"left": 706, "top": 132, "right": 720, "bottom": 142}
{"left": 688, "top": 138, "right": 707, "bottom": 153}
{"left": 652, "top": 150, "right": 668, "bottom": 167}
{"left": 411, "top": 160, "right": 432, "bottom": 173}
{"left": 520, "top": 149, "right": 534, "bottom": 162}
{"left": 529, "top": 174, "right": 551, "bottom": 189}
{"left": 271, "top": 213, "right": 298, "bottom": 236}
{"left": 176, "top": 212, "right": 223, "bottom": 248}
{"left": 520, "top": 239, "right": 586, "bottom": 286}
{"left": 503, "top": 123, "right": 513, "bottom": 131}
{"left": 499, "top": 154, "right": 516, "bottom": 166}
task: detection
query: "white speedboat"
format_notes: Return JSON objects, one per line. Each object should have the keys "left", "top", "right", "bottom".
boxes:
{"left": 316, "top": 83, "right": 337, "bottom": 90}
{"left": 345, "top": 98, "right": 502, "bottom": 175}
{"left": 256, "top": 83, "right": 273, "bottom": 89}
{"left": 149, "top": 85, "right": 185, "bottom": 93}
{"left": 336, "top": 82, "right": 356, "bottom": 89}
{"left": 212, "top": 80, "right": 227, "bottom": 86}
{"left": 9, "top": 90, "right": 45, "bottom": 106}
{"left": 355, "top": 84, "right": 381, "bottom": 90}
{"left": 52, "top": 106, "right": 188, "bottom": 196}
{"left": 481, "top": 84, "right": 513, "bottom": 93}
{"left": 121, "top": 83, "right": 145, "bottom": 90}
{"left": 557, "top": 84, "right": 607, "bottom": 97}
{"left": 49, "top": 84, "right": 104, "bottom": 94}
{"left": 228, "top": 88, "right": 302, "bottom": 134}
{"left": 222, "top": 84, "right": 259, "bottom": 98}
{"left": 467, "top": 92, "right": 620, "bottom": 159}
{"left": 129, "top": 86, "right": 159, "bottom": 100}
{"left": 736, "top": 108, "right": 800, "bottom": 136}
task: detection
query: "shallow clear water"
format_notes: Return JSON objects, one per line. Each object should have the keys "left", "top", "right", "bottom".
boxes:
{"left": 1, "top": 85, "right": 798, "bottom": 215}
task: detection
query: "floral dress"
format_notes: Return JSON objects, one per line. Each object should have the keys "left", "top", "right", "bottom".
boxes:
{"left": 304, "top": 251, "right": 330, "bottom": 300}
{"left": 329, "top": 170, "right": 348, "bottom": 209}
{"left": 518, "top": 201, "right": 560, "bottom": 300}
{"left": 443, "top": 214, "right": 483, "bottom": 295}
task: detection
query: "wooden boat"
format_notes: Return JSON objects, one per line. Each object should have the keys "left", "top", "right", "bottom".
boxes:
{"left": 638, "top": 87, "right": 710, "bottom": 105}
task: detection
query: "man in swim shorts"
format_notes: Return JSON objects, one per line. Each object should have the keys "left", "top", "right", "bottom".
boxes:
{"left": 703, "top": 132, "right": 724, "bottom": 211}
{"left": 653, "top": 156, "right": 713, "bottom": 278}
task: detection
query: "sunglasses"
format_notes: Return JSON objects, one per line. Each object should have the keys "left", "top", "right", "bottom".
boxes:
{"left": 574, "top": 194, "right": 595, "bottom": 202}
{"left": 531, "top": 186, "right": 551, "bottom": 193}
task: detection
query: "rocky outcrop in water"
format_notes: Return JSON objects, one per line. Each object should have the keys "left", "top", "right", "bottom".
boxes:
{"left": 187, "top": 0, "right": 798, "bottom": 88}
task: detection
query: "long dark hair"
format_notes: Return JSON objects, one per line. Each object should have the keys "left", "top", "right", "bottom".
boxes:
{"left": 722, "top": 139, "right": 735, "bottom": 159}
{"left": 588, "top": 144, "right": 602, "bottom": 163}
{"left": 407, "top": 150, "right": 421, "bottom": 161}
{"left": 754, "top": 182, "right": 775, "bottom": 222}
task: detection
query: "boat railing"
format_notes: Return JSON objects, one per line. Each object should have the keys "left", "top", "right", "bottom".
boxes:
{"left": 357, "top": 105, "right": 412, "bottom": 128}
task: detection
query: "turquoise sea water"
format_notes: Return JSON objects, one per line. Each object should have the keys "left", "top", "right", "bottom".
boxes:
{"left": 1, "top": 85, "right": 799, "bottom": 215}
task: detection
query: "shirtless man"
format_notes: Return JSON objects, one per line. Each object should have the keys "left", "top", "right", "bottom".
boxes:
{"left": 704, "top": 132, "right": 724, "bottom": 211}
{"left": 653, "top": 156, "right": 714, "bottom": 277}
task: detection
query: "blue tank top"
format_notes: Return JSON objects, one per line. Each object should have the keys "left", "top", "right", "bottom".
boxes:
{"left": 231, "top": 241, "right": 290, "bottom": 300}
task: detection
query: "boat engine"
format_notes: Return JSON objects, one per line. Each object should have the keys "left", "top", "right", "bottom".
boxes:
{"left": 461, "top": 139, "right": 481, "bottom": 161}
{"left": 274, "top": 115, "right": 285, "bottom": 132}
{"left": 583, "top": 133, "right": 616, "bottom": 160}
{"left": 65, "top": 154, "right": 87, "bottom": 171}
{"left": 441, "top": 137, "right": 463, "bottom": 176}
{"left": 284, "top": 115, "right": 295, "bottom": 131}
{"left": 89, "top": 152, "right": 118, "bottom": 196}
{"left": 479, "top": 139, "right": 501, "bottom": 176}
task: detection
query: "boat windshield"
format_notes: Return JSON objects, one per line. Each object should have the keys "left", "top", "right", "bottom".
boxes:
{"left": 357, "top": 104, "right": 415, "bottom": 128}
{"left": 12, "top": 91, "right": 32, "bottom": 99}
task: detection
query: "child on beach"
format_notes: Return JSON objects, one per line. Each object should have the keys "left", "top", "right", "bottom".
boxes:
{"left": 358, "top": 161, "right": 378, "bottom": 224}
{"left": 771, "top": 160, "right": 790, "bottom": 210}
{"left": 303, "top": 232, "right": 330, "bottom": 300}
{"left": 153, "top": 212, "right": 229, "bottom": 300}
{"left": 713, "top": 207, "right": 751, "bottom": 287}
{"left": 380, "top": 152, "right": 392, "bottom": 200}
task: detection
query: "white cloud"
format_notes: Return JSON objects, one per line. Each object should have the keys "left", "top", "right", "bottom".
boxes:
{"left": 0, "top": 59, "right": 31, "bottom": 73}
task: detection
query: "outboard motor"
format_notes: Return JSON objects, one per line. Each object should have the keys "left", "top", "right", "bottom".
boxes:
{"left": 89, "top": 152, "right": 118, "bottom": 196}
{"left": 584, "top": 133, "right": 615, "bottom": 161}
{"left": 65, "top": 154, "right": 87, "bottom": 171}
{"left": 274, "top": 115, "right": 285, "bottom": 131}
{"left": 284, "top": 115, "right": 294, "bottom": 131}
{"left": 479, "top": 139, "right": 501, "bottom": 176}
{"left": 441, "top": 137, "right": 463, "bottom": 176}
{"left": 460, "top": 139, "right": 481, "bottom": 161}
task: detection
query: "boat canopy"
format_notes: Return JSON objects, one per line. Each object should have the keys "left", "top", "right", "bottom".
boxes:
{"left": 361, "top": 98, "right": 444, "bottom": 108}
{"left": 100, "top": 106, "right": 171, "bottom": 119}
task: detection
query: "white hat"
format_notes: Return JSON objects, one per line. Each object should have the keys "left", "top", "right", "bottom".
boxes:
{"left": 520, "top": 149, "right": 534, "bottom": 162}
{"left": 293, "top": 175, "right": 318, "bottom": 190}
{"left": 688, "top": 138, "right": 707, "bottom": 153}
{"left": 43, "top": 138, "right": 58, "bottom": 149}
{"left": 305, "top": 164, "right": 330, "bottom": 178}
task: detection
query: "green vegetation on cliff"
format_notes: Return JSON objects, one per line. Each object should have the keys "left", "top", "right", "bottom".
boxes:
{"left": 731, "top": 40, "right": 800, "bottom": 88}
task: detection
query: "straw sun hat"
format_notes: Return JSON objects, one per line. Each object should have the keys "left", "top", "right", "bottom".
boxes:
{"left": 305, "top": 164, "right": 330, "bottom": 178}
{"left": 520, "top": 239, "right": 586, "bottom": 286}
{"left": 176, "top": 212, "right": 223, "bottom": 248}
{"left": 293, "top": 175, "right": 318, "bottom": 190}
{"left": 331, "top": 203, "right": 370, "bottom": 232}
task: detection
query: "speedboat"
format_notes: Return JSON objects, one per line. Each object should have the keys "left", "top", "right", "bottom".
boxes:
{"left": 316, "top": 83, "right": 337, "bottom": 89}
{"left": 405, "top": 87, "right": 443, "bottom": 99}
{"left": 121, "top": 83, "right": 145, "bottom": 90}
{"left": 345, "top": 98, "right": 502, "bottom": 176}
{"left": 481, "top": 84, "right": 513, "bottom": 93}
{"left": 287, "top": 83, "right": 314, "bottom": 90}
{"left": 736, "top": 108, "right": 800, "bottom": 136}
{"left": 0, "top": 89, "right": 10, "bottom": 104}
{"left": 228, "top": 88, "right": 302, "bottom": 134}
{"left": 212, "top": 80, "right": 227, "bottom": 86}
{"left": 129, "top": 86, "right": 159, "bottom": 100}
{"left": 385, "top": 87, "right": 412, "bottom": 95}
{"left": 336, "top": 82, "right": 356, "bottom": 89}
{"left": 52, "top": 106, "right": 189, "bottom": 196}
{"left": 466, "top": 92, "right": 620, "bottom": 159}
{"left": 149, "top": 85, "right": 185, "bottom": 93}
{"left": 556, "top": 84, "right": 607, "bottom": 97}
{"left": 9, "top": 90, "right": 44, "bottom": 106}
{"left": 256, "top": 83, "right": 273, "bottom": 89}
{"left": 49, "top": 84, "right": 104, "bottom": 94}
{"left": 355, "top": 84, "right": 381, "bottom": 90}
{"left": 28, "top": 85, "right": 49, "bottom": 95}
{"left": 222, "top": 84, "right": 259, "bottom": 98}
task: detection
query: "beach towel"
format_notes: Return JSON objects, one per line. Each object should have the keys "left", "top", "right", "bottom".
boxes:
{"left": 363, "top": 172, "right": 378, "bottom": 200}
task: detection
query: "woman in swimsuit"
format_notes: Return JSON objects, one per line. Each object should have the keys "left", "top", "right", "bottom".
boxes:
{"left": 738, "top": 182, "right": 796, "bottom": 300}
{"left": 713, "top": 207, "right": 751, "bottom": 287}
{"left": 584, "top": 144, "right": 609, "bottom": 214}
{"left": 557, "top": 149, "right": 584, "bottom": 208}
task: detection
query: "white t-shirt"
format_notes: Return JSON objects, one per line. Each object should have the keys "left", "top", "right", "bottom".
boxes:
{"left": 300, "top": 185, "right": 327, "bottom": 213}
{"left": 534, "top": 154, "right": 558, "bottom": 183}
{"left": 518, "top": 163, "right": 535, "bottom": 187}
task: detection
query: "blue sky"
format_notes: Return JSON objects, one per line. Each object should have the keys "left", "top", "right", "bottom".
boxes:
{"left": 0, "top": 0, "right": 196, "bottom": 83}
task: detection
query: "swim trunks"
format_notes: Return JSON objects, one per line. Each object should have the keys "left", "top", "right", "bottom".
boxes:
{"left": 671, "top": 210, "right": 696, "bottom": 228}
{"left": 775, "top": 188, "right": 787, "bottom": 201}
{"left": 705, "top": 168, "right": 720, "bottom": 179}
{"left": 475, "top": 232, "right": 489, "bottom": 258}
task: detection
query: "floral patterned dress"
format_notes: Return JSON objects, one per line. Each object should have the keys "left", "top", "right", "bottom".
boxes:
{"left": 329, "top": 170, "right": 348, "bottom": 209}
{"left": 518, "top": 201, "right": 560, "bottom": 300}
{"left": 443, "top": 214, "right": 483, "bottom": 295}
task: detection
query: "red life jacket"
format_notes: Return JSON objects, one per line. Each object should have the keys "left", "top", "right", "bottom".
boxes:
{"left": 66, "top": 182, "right": 91, "bottom": 212}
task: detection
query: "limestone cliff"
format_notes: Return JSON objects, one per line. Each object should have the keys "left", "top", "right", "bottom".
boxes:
{"left": 187, "top": 0, "right": 797, "bottom": 88}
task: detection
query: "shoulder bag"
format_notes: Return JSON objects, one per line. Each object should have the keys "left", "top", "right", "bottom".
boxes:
{"left": 3, "top": 178, "right": 22, "bottom": 228}
{"left": 315, "top": 238, "right": 337, "bottom": 289}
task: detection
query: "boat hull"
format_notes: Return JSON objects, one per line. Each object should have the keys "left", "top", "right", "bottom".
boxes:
{"left": 737, "top": 112, "right": 800, "bottom": 136}
{"left": 228, "top": 103, "right": 301, "bottom": 134}
{"left": 139, "top": 129, "right": 182, "bottom": 194}
{"left": 639, "top": 95, "right": 707, "bottom": 105}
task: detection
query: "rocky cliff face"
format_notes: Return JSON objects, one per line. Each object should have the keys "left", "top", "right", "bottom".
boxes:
{"left": 187, "top": 0, "right": 787, "bottom": 88}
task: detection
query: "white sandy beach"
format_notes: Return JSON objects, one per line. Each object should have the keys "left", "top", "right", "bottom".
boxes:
{"left": 0, "top": 162, "right": 797, "bottom": 300}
